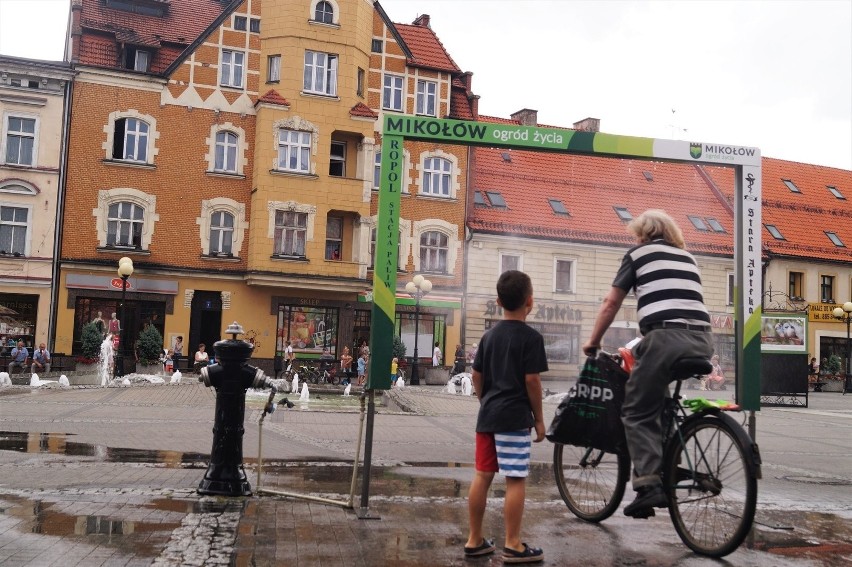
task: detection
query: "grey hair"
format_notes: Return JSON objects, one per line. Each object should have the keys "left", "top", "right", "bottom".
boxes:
{"left": 628, "top": 209, "right": 685, "bottom": 249}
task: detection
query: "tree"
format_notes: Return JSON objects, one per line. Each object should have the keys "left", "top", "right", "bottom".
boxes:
{"left": 137, "top": 324, "right": 164, "bottom": 365}
{"left": 78, "top": 322, "right": 103, "bottom": 362}
{"left": 392, "top": 335, "right": 407, "bottom": 364}
{"left": 824, "top": 354, "right": 842, "bottom": 375}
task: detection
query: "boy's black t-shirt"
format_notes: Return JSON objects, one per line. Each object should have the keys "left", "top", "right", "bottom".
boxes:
{"left": 473, "top": 319, "right": 548, "bottom": 433}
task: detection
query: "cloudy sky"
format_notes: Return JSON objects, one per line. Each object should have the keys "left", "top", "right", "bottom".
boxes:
{"left": 2, "top": 0, "right": 850, "bottom": 170}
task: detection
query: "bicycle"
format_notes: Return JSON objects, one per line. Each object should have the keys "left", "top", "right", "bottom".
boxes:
{"left": 553, "top": 351, "right": 761, "bottom": 558}
{"left": 300, "top": 362, "right": 340, "bottom": 385}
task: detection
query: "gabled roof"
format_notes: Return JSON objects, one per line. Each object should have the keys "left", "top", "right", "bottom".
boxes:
{"left": 469, "top": 147, "right": 736, "bottom": 257}
{"left": 704, "top": 158, "right": 852, "bottom": 263}
{"left": 394, "top": 22, "right": 461, "bottom": 73}
{"left": 76, "top": 0, "right": 234, "bottom": 74}
{"left": 256, "top": 89, "right": 290, "bottom": 107}
{"left": 350, "top": 102, "right": 378, "bottom": 119}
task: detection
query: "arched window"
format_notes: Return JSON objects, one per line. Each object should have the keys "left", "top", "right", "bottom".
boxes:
{"left": 113, "top": 118, "right": 149, "bottom": 162}
{"left": 315, "top": 0, "right": 334, "bottom": 23}
{"left": 210, "top": 211, "right": 234, "bottom": 255}
{"left": 107, "top": 201, "right": 144, "bottom": 248}
{"left": 214, "top": 131, "right": 238, "bottom": 172}
{"left": 422, "top": 157, "right": 451, "bottom": 196}
{"left": 420, "top": 231, "right": 448, "bottom": 273}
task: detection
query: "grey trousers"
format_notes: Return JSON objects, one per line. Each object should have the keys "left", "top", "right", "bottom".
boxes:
{"left": 622, "top": 328, "right": 714, "bottom": 489}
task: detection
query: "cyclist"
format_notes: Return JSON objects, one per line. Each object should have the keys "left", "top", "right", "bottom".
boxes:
{"left": 582, "top": 209, "right": 713, "bottom": 518}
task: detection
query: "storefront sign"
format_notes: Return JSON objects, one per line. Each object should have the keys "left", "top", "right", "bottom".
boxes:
{"left": 808, "top": 302, "right": 845, "bottom": 323}
{"left": 110, "top": 278, "right": 133, "bottom": 290}
{"left": 483, "top": 299, "right": 582, "bottom": 322}
{"left": 66, "top": 274, "right": 178, "bottom": 295}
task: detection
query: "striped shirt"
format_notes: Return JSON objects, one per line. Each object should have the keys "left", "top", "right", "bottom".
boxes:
{"left": 613, "top": 239, "right": 710, "bottom": 330}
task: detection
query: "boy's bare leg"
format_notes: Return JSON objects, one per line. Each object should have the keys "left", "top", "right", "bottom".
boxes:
{"left": 503, "top": 476, "right": 526, "bottom": 551}
{"left": 466, "top": 470, "right": 494, "bottom": 548}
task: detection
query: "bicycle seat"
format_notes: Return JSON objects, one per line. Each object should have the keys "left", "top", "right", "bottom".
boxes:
{"left": 670, "top": 357, "right": 713, "bottom": 381}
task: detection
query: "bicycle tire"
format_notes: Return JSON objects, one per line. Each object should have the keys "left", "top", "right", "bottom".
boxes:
{"left": 664, "top": 414, "right": 757, "bottom": 558}
{"left": 329, "top": 371, "right": 340, "bottom": 386}
{"left": 553, "top": 443, "right": 629, "bottom": 522}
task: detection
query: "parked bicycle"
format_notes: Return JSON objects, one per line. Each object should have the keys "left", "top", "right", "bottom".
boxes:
{"left": 553, "top": 351, "right": 761, "bottom": 558}
{"left": 297, "top": 362, "right": 340, "bottom": 385}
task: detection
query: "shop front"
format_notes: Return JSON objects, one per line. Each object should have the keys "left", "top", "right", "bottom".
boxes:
{"left": 0, "top": 293, "right": 39, "bottom": 350}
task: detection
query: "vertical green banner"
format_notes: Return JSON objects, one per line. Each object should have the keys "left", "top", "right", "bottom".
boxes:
{"left": 367, "top": 135, "right": 403, "bottom": 390}
{"left": 736, "top": 164, "right": 762, "bottom": 411}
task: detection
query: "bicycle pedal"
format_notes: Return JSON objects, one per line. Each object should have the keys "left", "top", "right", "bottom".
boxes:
{"left": 629, "top": 508, "right": 656, "bottom": 519}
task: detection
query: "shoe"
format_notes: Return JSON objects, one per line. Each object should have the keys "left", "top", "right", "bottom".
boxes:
{"left": 624, "top": 485, "right": 668, "bottom": 517}
{"left": 502, "top": 543, "right": 544, "bottom": 564}
{"left": 463, "top": 538, "right": 495, "bottom": 558}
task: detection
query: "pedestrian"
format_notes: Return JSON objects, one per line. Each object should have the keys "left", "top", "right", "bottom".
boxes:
{"left": 340, "top": 346, "right": 353, "bottom": 385}
{"left": 285, "top": 340, "right": 295, "bottom": 366}
{"left": 7, "top": 340, "right": 28, "bottom": 374}
{"left": 31, "top": 343, "right": 51, "bottom": 375}
{"left": 163, "top": 349, "right": 174, "bottom": 373}
{"left": 357, "top": 352, "right": 367, "bottom": 386}
{"left": 582, "top": 209, "right": 713, "bottom": 518}
{"left": 432, "top": 342, "right": 442, "bottom": 367}
{"left": 173, "top": 336, "right": 184, "bottom": 371}
{"left": 466, "top": 343, "right": 478, "bottom": 364}
{"left": 453, "top": 344, "right": 465, "bottom": 374}
{"left": 391, "top": 357, "right": 399, "bottom": 384}
{"left": 464, "top": 270, "right": 547, "bottom": 563}
{"left": 193, "top": 343, "right": 209, "bottom": 372}
{"left": 705, "top": 354, "right": 726, "bottom": 390}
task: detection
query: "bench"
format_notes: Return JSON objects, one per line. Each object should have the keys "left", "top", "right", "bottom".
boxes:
{"left": 809, "top": 381, "right": 827, "bottom": 392}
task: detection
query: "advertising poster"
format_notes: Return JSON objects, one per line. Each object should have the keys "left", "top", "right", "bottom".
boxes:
{"left": 761, "top": 313, "right": 807, "bottom": 353}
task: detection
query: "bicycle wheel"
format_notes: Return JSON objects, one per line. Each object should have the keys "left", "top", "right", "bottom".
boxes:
{"left": 553, "top": 443, "right": 629, "bottom": 522}
{"left": 329, "top": 371, "right": 340, "bottom": 386}
{"left": 664, "top": 415, "right": 757, "bottom": 558}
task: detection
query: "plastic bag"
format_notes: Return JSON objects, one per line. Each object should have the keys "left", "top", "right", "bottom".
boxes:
{"left": 546, "top": 354, "right": 629, "bottom": 454}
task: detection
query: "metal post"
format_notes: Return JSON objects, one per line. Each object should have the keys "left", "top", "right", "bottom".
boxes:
{"left": 355, "top": 389, "right": 380, "bottom": 519}
{"left": 115, "top": 275, "right": 128, "bottom": 379}
{"left": 845, "top": 316, "right": 851, "bottom": 395}
{"left": 411, "top": 297, "right": 420, "bottom": 385}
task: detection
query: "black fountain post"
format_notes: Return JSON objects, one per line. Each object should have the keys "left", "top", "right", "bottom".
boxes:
{"left": 198, "top": 321, "right": 276, "bottom": 496}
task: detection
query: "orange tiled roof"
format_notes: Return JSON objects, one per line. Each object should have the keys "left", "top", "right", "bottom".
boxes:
{"left": 394, "top": 22, "right": 461, "bottom": 73}
{"left": 350, "top": 102, "right": 378, "bottom": 119}
{"left": 469, "top": 148, "right": 737, "bottom": 257}
{"left": 256, "top": 89, "right": 290, "bottom": 106}
{"left": 77, "top": 0, "right": 230, "bottom": 74}
{"left": 704, "top": 158, "right": 852, "bottom": 263}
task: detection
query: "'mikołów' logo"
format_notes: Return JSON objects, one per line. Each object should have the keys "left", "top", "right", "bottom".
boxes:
{"left": 689, "top": 143, "right": 702, "bottom": 159}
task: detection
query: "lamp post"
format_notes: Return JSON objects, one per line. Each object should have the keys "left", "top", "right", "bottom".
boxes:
{"left": 405, "top": 275, "right": 432, "bottom": 386}
{"left": 832, "top": 301, "right": 852, "bottom": 395}
{"left": 115, "top": 257, "right": 133, "bottom": 379}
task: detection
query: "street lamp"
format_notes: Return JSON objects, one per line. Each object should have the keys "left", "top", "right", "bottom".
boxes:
{"left": 115, "top": 257, "right": 134, "bottom": 379}
{"left": 832, "top": 301, "right": 852, "bottom": 395}
{"left": 405, "top": 274, "right": 432, "bottom": 386}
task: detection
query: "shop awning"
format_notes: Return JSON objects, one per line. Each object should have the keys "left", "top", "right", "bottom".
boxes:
{"left": 357, "top": 291, "right": 461, "bottom": 309}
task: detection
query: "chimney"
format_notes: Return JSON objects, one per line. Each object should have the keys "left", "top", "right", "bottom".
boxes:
{"left": 69, "top": 0, "right": 84, "bottom": 64}
{"left": 510, "top": 108, "right": 538, "bottom": 127}
{"left": 573, "top": 117, "right": 600, "bottom": 132}
{"left": 413, "top": 14, "right": 431, "bottom": 28}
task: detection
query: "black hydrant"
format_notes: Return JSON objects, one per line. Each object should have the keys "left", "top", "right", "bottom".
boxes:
{"left": 197, "top": 321, "right": 276, "bottom": 496}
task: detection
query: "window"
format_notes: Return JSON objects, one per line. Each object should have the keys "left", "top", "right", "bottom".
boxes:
{"left": 820, "top": 275, "right": 834, "bottom": 303}
{"left": 314, "top": 0, "right": 333, "bottom": 23}
{"left": 416, "top": 80, "right": 437, "bottom": 116}
{"left": 0, "top": 205, "right": 28, "bottom": 255}
{"left": 485, "top": 191, "right": 506, "bottom": 208}
{"left": 642, "top": 171, "right": 653, "bottom": 182}
{"left": 214, "top": 131, "right": 238, "bottom": 173}
{"left": 826, "top": 231, "right": 845, "bottom": 247}
{"left": 706, "top": 217, "right": 725, "bottom": 232}
{"left": 789, "top": 271, "right": 804, "bottom": 300}
{"left": 303, "top": 51, "right": 337, "bottom": 96}
{"left": 373, "top": 151, "right": 382, "bottom": 189}
{"left": 112, "top": 117, "right": 149, "bottom": 162}
{"left": 250, "top": 18, "right": 260, "bottom": 33}
{"left": 555, "top": 259, "right": 574, "bottom": 293}
{"left": 500, "top": 253, "right": 520, "bottom": 273}
{"left": 383, "top": 74, "right": 403, "bottom": 111}
{"left": 134, "top": 50, "right": 150, "bottom": 72}
{"left": 422, "top": 157, "right": 451, "bottom": 196}
{"left": 277, "top": 129, "right": 311, "bottom": 172}
{"left": 549, "top": 199, "right": 569, "bottom": 216}
{"left": 765, "top": 224, "right": 785, "bottom": 240}
{"left": 614, "top": 206, "right": 632, "bottom": 221}
{"left": 827, "top": 185, "right": 845, "bottom": 199}
{"left": 369, "top": 227, "right": 402, "bottom": 270}
{"left": 233, "top": 15, "right": 247, "bottom": 30}
{"left": 220, "top": 50, "right": 244, "bottom": 88}
{"left": 356, "top": 67, "right": 365, "bottom": 97}
{"left": 325, "top": 216, "right": 342, "bottom": 260}
{"left": 473, "top": 191, "right": 487, "bottom": 206}
{"left": 209, "top": 211, "right": 234, "bottom": 255}
{"left": 267, "top": 55, "right": 281, "bottom": 82}
{"left": 106, "top": 202, "right": 144, "bottom": 248}
{"left": 688, "top": 215, "right": 709, "bottom": 231}
{"left": 782, "top": 179, "right": 801, "bottom": 193}
{"left": 727, "top": 272, "right": 735, "bottom": 305}
{"left": 420, "top": 231, "right": 448, "bottom": 273}
{"left": 371, "top": 39, "right": 383, "bottom": 53}
{"left": 4, "top": 116, "right": 36, "bottom": 166}
{"left": 274, "top": 211, "right": 307, "bottom": 257}
{"left": 329, "top": 141, "right": 345, "bottom": 177}
{"left": 10, "top": 78, "right": 39, "bottom": 89}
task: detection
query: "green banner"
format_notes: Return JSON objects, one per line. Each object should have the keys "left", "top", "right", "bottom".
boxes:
{"left": 366, "top": 135, "right": 403, "bottom": 390}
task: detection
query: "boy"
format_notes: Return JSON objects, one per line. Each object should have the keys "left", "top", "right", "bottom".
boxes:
{"left": 391, "top": 357, "right": 399, "bottom": 384}
{"left": 357, "top": 353, "right": 367, "bottom": 386}
{"left": 464, "top": 270, "right": 547, "bottom": 563}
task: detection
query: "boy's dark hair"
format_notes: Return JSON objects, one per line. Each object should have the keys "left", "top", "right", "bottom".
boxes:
{"left": 497, "top": 270, "right": 532, "bottom": 311}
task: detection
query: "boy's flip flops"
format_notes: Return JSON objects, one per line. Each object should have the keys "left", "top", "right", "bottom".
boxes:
{"left": 463, "top": 538, "right": 495, "bottom": 557}
{"left": 502, "top": 543, "right": 544, "bottom": 564}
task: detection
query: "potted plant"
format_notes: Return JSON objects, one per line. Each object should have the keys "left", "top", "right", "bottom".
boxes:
{"left": 136, "top": 324, "right": 164, "bottom": 375}
{"left": 75, "top": 322, "right": 103, "bottom": 372}
{"left": 823, "top": 354, "right": 844, "bottom": 391}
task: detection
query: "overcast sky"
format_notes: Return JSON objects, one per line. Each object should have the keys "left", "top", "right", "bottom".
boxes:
{"left": 1, "top": 0, "right": 850, "bottom": 170}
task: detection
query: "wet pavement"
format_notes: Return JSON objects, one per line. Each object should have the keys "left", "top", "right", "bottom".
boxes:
{"left": 0, "top": 380, "right": 850, "bottom": 565}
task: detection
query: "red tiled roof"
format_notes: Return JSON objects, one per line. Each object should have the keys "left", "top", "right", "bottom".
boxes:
{"left": 394, "top": 23, "right": 461, "bottom": 73}
{"left": 350, "top": 102, "right": 378, "bottom": 119}
{"left": 256, "top": 89, "right": 290, "bottom": 106}
{"left": 77, "top": 0, "right": 230, "bottom": 73}
{"left": 469, "top": 148, "right": 737, "bottom": 257}
{"left": 705, "top": 158, "right": 852, "bottom": 263}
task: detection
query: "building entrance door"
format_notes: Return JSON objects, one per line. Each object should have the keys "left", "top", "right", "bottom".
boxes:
{"left": 189, "top": 291, "right": 222, "bottom": 363}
